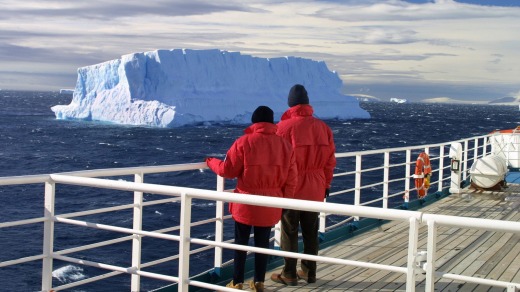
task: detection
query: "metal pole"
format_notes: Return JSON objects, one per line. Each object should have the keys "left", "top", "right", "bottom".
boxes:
{"left": 383, "top": 152, "right": 389, "bottom": 209}
{"left": 354, "top": 154, "right": 362, "bottom": 221}
{"left": 404, "top": 149, "right": 411, "bottom": 203}
{"left": 131, "top": 172, "right": 144, "bottom": 291}
{"left": 425, "top": 219, "right": 438, "bottom": 292}
{"left": 438, "top": 146, "right": 445, "bottom": 193}
{"left": 179, "top": 192, "right": 192, "bottom": 292}
{"left": 214, "top": 176, "right": 225, "bottom": 270}
{"left": 405, "top": 217, "right": 418, "bottom": 292}
{"left": 463, "top": 140, "right": 469, "bottom": 180}
{"left": 42, "top": 181, "right": 55, "bottom": 292}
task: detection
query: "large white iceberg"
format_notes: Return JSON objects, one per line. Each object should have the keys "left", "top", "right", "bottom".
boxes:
{"left": 52, "top": 49, "right": 370, "bottom": 127}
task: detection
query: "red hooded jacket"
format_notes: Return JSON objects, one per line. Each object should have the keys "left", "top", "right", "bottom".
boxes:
{"left": 277, "top": 104, "right": 336, "bottom": 202}
{"left": 206, "top": 122, "right": 298, "bottom": 227}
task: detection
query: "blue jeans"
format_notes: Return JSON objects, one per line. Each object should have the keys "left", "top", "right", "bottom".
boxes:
{"left": 233, "top": 221, "right": 272, "bottom": 283}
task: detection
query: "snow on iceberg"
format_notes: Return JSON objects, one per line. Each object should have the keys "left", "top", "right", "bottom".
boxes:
{"left": 52, "top": 49, "right": 370, "bottom": 127}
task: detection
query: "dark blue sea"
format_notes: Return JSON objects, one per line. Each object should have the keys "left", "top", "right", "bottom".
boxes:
{"left": 0, "top": 90, "right": 518, "bottom": 291}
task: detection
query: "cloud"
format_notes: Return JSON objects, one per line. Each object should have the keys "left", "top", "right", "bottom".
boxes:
{"left": 0, "top": 0, "right": 257, "bottom": 20}
{"left": 0, "top": 0, "right": 519, "bottom": 102}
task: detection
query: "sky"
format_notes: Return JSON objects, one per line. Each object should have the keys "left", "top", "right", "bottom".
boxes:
{"left": 0, "top": 0, "right": 519, "bottom": 102}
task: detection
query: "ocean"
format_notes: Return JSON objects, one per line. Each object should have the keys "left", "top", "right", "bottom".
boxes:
{"left": 0, "top": 90, "right": 518, "bottom": 291}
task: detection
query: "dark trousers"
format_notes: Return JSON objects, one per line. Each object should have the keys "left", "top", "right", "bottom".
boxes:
{"left": 280, "top": 209, "right": 319, "bottom": 279}
{"left": 233, "top": 221, "right": 272, "bottom": 283}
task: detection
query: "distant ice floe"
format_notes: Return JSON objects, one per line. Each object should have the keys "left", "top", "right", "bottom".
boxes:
{"left": 59, "top": 89, "right": 74, "bottom": 94}
{"left": 52, "top": 49, "right": 370, "bottom": 127}
{"left": 390, "top": 98, "right": 407, "bottom": 104}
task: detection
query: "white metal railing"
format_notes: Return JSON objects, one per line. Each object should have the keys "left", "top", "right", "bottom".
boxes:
{"left": 1, "top": 133, "right": 519, "bottom": 292}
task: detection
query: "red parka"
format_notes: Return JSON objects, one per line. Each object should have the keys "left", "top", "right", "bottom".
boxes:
{"left": 277, "top": 104, "right": 336, "bottom": 202}
{"left": 206, "top": 122, "right": 298, "bottom": 227}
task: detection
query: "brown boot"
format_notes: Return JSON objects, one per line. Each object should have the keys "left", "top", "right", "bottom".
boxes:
{"left": 270, "top": 272, "right": 298, "bottom": 286}
{"left": 249, "top": 280, "right": 264, "bottom": 292}
{"left": 297, "top": 270, "right": 316, "bottom": 283}
{"left": 225, "top": 280, "right": 243, "bottom": 290}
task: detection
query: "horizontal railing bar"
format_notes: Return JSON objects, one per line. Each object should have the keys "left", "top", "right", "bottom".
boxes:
{"left": 388, "top": 191, "right": 406, "bottom": 199}
{"left": 360, "top": 165, "right": 385, "bottom": 173}
{"left": 360, "top": 181, "right": 384, "bottom": 189}
{"left": 50, "top": 270, "right": 124, "bottom": 291}
{"left": 325, "top": 216, "right": 355, "bottom": 231}
{"left": 334, "top": 135, "right": 489, "bottom": 158}
{"left": 0, "top": 163, "right": 208, "bottom": 186}
{"left": 57, "top": 197, "right": 180, "bottom": 220}
{"left": 52, "top": 254, "right": 179, "bottom": 287}
{"left": 388, "top": 177, "right": 405, "bottom": 183}
{"left": 57, "top": 203, "right": 137, "bottom": 219}
{"left": 0, "top": 254, "right": 45, "bottom": 268}
{"left": 392, "top": 162, "right": 408, "bottom": 167}
{"left": 0, "top": 216, "right": 46, "bottom": 228}
{"left": 333, "top": 170, "right": 356, "bottom": 177}
{"left": 360, "top": 197, "right": 384, "bottom": 206}
{"left": 438, "top": 272, "right": 520, "bottom": 289}
{"left": 423, "top": 215, "right": 520, "bottom": 234}
{"left": 142, "top": 197, "right": 181, "bottom": 206}
{"left": 54, "top": 217, "right": 181, "bottom": 241}
{"left": 55, "top": 235, "right": 135, "bottom": 256}
{"left": 189, "top": 237, "right": 408, "bottom": 274}
{"left": 0, "top": 174, "right": 49, "bottom": 186}
{"left": 331, "top": 188, "right": 355, "bottom": 195}
{"left": 50, "top": 175, "right": 423, "bottom": 222}
{"left": 58, "top": 162, "right": 207, "bottom": 178}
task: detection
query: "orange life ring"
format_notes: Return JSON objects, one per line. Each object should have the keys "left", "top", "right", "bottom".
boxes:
{"left": 414, "top": 152, "right": 431, "bottom": 199}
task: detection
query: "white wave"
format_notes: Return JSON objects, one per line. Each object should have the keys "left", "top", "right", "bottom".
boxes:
{"left": 52, "top": 265, "right": 86, "bottom": 283}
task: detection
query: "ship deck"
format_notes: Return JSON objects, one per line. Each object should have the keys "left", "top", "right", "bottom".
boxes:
{"left": 259, "top": 183, "right": 520, "bottom": 291}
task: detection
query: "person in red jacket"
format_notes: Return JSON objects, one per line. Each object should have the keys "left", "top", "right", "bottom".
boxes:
{"left": 271, "top": 84, "right": 336, "bottom": 286}
{"left": 206, "top": 105, "right": 298, "bottom": 291}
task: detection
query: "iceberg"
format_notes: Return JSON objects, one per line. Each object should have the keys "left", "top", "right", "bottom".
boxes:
{"left": 390, "top": 98, "right": 407, "bottom": 104}
{"left": 52, "top": 49, "right": 370, "bottom": 127}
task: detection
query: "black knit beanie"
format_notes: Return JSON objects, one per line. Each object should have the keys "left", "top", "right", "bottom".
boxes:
{"left": 288, "top": 84, "right": 309, "bottom": 107}
{"left": 251, "top": 106, "right": 274, "bottom": 124}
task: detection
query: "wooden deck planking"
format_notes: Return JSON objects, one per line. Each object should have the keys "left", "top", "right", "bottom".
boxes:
{"left": 435, "top": 193, "right": 519, "bottom": 292}
{"left": 376, "top": 194, "right": 507, "bottom": 292}
{"left": 434, "top": 208, "right": 515, "bottom": 291}
{"left": 258, "top": 186, "right": 519, "bottom": 292}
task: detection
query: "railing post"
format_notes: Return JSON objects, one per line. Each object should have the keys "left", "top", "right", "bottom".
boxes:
{"left": 42, "top": 181, "right": 55, "bottom": 292}
{"left": 483, "top": 137, "right": 489, "bottom": 157}
{"left": 405, "top": 217, "right": 418, "bottom": 292}
{"left": 131, "top": 172, "right": 144, "bottom": 291}
{"left": 473, "top": 138, "right": 479, "bottom": 164}
{"left": 404, "top": 149, "right": 411, "bottom": 203}
{"left": 425, "top": 219, "right": 438, "bottom": 292}
{"left": 354, "top": 154, "right": 362, "bottom": 221}
{"left": 214, "top": 176, "right": 225, "bottom": 271}
{"left": 463, "top": 140, "right": 469, "bottom": 180}
{"left": 383, "top": 152, "right": 389, "bottom": 209}
{"left": 318, "top": 212, "right": 326, "bottom": 233}
{"left": 274, "top": 221, "right": 282, "bottom": 249}
{"left": 438, "top": 146, "right": 445, "bottom": 192}
{"left": 179, "top": 192, "right": 192, "bottom": 292}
